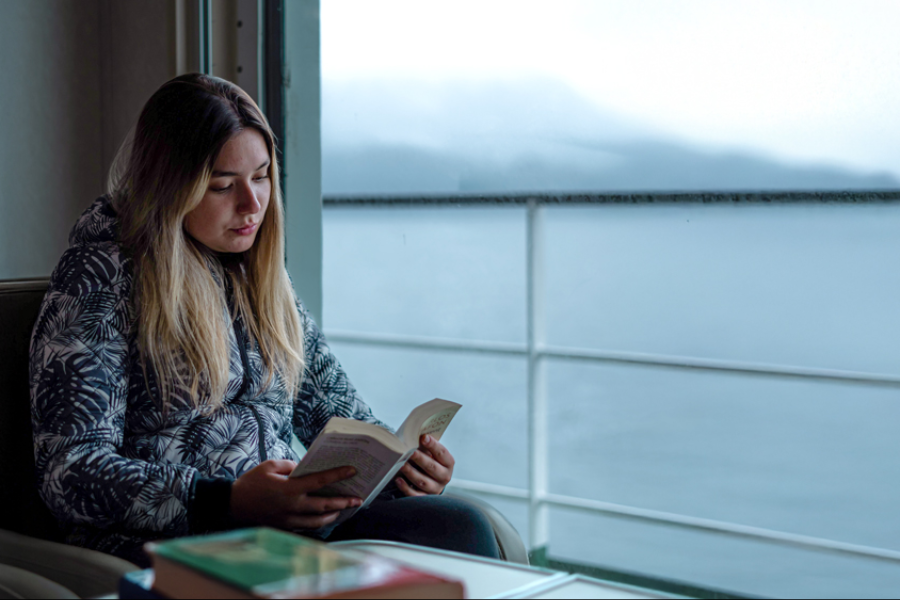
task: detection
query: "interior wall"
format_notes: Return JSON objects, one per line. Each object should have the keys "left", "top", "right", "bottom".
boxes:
{"left": 0, "top": 0, "right": 181, "bottom": 280}
{"left": 98, "top": 0, "right": 181, "bottom": 177}
{"left": 212, "top": 0, "right": 238, "bottom": 83}
{"left": 0, "top": 0, "right": 104, "bottom": 280}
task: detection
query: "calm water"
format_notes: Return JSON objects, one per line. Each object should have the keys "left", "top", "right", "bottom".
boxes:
{"left": 322, "top": 202, "right": 900, "bottom": 598}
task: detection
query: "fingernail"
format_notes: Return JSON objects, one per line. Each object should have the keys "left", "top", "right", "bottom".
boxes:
{"left": 424, "top": 435, "right": 432, "bottom": 444}
{"left": 346, "top": 467, "right": 357, "bottom": 476}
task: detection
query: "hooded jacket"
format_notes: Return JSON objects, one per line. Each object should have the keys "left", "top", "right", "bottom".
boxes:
{"left": 29, "top": 196, "right": 387, "bottom": 564}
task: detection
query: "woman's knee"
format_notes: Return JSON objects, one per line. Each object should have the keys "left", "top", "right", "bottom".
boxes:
{"left": 405, "top": 495, "right": 500, "bottom": 558}
{"left": 330, "top": 494, "right": 501, "bottom": 559}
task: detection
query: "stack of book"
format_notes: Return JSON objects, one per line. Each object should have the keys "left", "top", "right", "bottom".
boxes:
{"left": 120, "top": 528, "right": 465, "bottom": 599}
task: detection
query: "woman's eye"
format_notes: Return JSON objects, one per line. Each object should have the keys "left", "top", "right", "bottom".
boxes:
{"left": 254, "top": 175, "right": 269, "bottom": 182}
{"left": 211, "top": 185, "right": 232, "bottom": 193}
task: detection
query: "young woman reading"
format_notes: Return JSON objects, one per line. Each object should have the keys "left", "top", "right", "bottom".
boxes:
{"left": 29, "top": 73, "right": 499, "bottom": 566}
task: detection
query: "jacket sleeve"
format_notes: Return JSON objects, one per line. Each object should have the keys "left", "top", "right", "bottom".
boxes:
{"left": 291, "top": 301, "right": 392, "bottom": 448}
{"left": 29, "top": 244, "right": 199, "bottom": 536}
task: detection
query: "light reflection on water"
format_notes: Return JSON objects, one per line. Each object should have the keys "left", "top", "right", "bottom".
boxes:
{"left": 322, "top": 202, "right": 900, "bottom": 598}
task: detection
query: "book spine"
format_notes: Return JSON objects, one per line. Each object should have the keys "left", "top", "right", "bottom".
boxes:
{"left": 361, "top": 448, "right": 416, "bottom": 509}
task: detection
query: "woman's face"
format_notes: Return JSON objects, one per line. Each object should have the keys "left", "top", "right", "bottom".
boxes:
{"left": 184, "top": 128, "right": 272, "bottom": 254}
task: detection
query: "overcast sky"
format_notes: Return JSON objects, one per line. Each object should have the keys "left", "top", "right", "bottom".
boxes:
{"left": 322, "top": 1, "right": 900, "bottom": 178}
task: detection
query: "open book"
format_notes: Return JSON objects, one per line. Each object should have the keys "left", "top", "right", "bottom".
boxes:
{"left": 289, "top": 399, "right": 461, "bottom": 524}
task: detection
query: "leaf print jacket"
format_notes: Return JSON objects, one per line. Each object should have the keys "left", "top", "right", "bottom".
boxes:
{"left": 29, "top": 197, "right": 388, "bottom": 565}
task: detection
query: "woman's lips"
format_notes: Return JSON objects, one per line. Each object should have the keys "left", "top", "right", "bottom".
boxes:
{"left": 232, "top": 223, "right": 258, "bottom": 236}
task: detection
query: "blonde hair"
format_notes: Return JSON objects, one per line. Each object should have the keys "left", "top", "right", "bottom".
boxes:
{"left": 109, "top": 74, "right": 304, "bottom": 411}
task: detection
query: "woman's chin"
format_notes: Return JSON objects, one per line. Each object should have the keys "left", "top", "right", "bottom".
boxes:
{"left": 230, "top": 241, "right": 255, "bottom": 253}
{"left": 217, "top": 234, "right": 257, "bottom": 254}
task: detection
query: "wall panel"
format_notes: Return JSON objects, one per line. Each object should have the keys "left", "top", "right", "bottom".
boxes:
{"left": 0, "top": 0, "right": 181, "bottom": 280}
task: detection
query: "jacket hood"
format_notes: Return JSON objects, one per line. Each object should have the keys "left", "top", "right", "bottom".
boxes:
{"left": 69, "top": 196, "right": 120, "bottom": 247}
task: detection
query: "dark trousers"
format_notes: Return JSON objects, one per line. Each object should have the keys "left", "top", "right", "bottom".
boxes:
{"left": 318, "top": 494, "right": 501, "bottom": 560}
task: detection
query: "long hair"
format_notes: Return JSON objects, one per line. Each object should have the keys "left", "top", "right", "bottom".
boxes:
{"left": 108, "top": 73, "right": 304, "bottom": 411}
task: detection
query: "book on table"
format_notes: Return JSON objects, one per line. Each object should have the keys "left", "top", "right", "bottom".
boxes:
{"left": 141, "top": 527, "right": 465, "bottom": 599}
{"left": 289, "top": 398, "right": 461, "bottom": 524}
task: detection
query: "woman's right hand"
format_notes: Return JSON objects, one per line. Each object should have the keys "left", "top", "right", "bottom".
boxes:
{"left": 230, "top": 460, "right": 362, "bottom": 530}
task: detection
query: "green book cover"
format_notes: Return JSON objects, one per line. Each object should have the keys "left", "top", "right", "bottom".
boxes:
{"left": 148, "top": 528, "right": 395, "bottom": 597}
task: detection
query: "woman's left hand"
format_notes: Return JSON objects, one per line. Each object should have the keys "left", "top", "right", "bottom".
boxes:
{"left": 396, "top": 435, "right": 455, "bottom": 496}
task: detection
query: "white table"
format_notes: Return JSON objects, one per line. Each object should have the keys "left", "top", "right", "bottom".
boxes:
{"left": 330, "top": 541, "right": 677, "bottom": 599}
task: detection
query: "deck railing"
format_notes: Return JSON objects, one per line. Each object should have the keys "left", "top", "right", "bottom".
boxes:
{"left": 323, "top": 191, "right": 900, "bottom": 568}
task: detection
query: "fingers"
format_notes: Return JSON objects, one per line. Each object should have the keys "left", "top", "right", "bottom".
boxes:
{"left": 284, "top": 511, "right": 343, "bottom": 530}
{"left": 399, "top": 462, "right": 443, "bottom": 495}
{"left": 395, "top": 474, "right": 428, "bottom": 497}
{"left": 274, "top": 493, "right": 361, "bottom": 532}
{"left": 292, "top": 466, "right": 357, "bottom": 494}
{"left": 298, "top": 495, "right": 362, "bottom": 514}
{"left": 232, "top": 462, "right": 363, "bottom": 530}
{"left": 420, "top": 435, "right": 456, "bottom": 470}
{"left": 408, "top": 450, "right": 451, "bottom": 487}
{"left": 410, "top": 435, "right": 454, "bottom": 484}
{"left": 409, "top": 449, "right": 451, "bottom": 479}
{"left": 394, "top": 436, "right": 456, "bottom": 496}
{"left": 258, "top": 459, "right": 299, "bottom": 476}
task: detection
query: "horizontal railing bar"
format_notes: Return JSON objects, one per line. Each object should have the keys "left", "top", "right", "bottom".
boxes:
{"left": 324, "top": 190, "right": 900, "bottom": 206}
{"left": 325, "top": 330, "right": 528, "bottom": 356}
{"left": 542, "top": 345, "right": 900, "bottom": 387}
{"left": 542, "top": 492, "right": 900, "bottom": 566}
{"left": 448, "top": 479, "right": 531, "bottom": 500}
{"left": 325, "top": 330, "right": 900, "bottom": 387}
{"left": 449, "top": 478, "right": 900, "bottom": 565}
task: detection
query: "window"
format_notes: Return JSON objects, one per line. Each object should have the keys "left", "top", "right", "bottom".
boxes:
{"left": 319, "top": 2, "right": 900, "bottom": 596}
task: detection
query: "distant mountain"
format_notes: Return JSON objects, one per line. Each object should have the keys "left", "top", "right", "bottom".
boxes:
{"left": 322, "top": 79, "right": 899, "bottom": 196}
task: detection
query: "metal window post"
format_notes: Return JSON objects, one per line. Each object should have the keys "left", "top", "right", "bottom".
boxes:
{"left": 527, "top": 198, "right": 550, "bottom": 560}
{"left": 198, "top": 0, "right": 213, "bottom": 75}
{"left": 282, "top": 0, "right": 324, "bottom": 325}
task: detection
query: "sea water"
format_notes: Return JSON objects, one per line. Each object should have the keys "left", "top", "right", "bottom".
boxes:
{"left": 322, "top": 201, "right": 900, "bottom": 598}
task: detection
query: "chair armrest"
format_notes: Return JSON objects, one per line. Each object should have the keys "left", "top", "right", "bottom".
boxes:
{"left": 0, "top": 563, "right": 79, "bottom": 599}
{"left": 0, "top": 529, "right": 138, "bottom": 599}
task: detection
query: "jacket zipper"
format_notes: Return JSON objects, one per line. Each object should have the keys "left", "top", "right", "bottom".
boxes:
{"left": 247, "top": 405, "right": 268, "bottom": 463}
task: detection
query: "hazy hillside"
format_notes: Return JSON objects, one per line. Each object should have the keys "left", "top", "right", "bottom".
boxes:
{"left": 322, "top": 79, "right": 899, "bottom": 196}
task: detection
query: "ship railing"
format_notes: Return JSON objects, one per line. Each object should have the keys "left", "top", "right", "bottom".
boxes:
{"left": 323, "top": 191, "right": 900, "bottom": 569}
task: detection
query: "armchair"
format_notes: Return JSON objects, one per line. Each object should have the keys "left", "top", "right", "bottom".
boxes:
{"left": 0, "top": 278, "right": 526, "bottom": 599}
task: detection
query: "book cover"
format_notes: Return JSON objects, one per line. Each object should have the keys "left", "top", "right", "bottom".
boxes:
{"left": 145, "top": 528, "right": 464, "bottom": 599}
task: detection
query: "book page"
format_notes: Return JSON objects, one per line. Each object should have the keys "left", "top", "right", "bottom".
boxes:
{"left": 396, "top": 399, "right": 462, "bottom": 448}
{"left": 316, "top": 417, "right": 407, "bottom": 454}
{"left": 290, "top": 433, "right": 405, "bottom": 501}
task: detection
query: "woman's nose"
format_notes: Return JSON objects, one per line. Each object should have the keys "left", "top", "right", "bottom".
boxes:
{"left": 236, "top": 182, "right": 261, "bottom": 214}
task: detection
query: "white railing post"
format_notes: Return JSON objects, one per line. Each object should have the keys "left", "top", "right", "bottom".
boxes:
{"left": 527, "top": 198, "right": 550, "bottom": 560}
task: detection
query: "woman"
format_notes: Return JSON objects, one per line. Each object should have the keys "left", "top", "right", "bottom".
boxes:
{"left": 29, "top": 73, "right": 499, "bottom": 566}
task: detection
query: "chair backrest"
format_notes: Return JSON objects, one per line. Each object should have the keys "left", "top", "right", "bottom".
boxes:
{"left": 0, "top": 279, "right": 63, "bottom": 542}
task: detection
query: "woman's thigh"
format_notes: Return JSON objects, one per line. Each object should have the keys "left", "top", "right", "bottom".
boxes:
{"left": 325, "top": 495, "right": 501, "bottom": 559}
